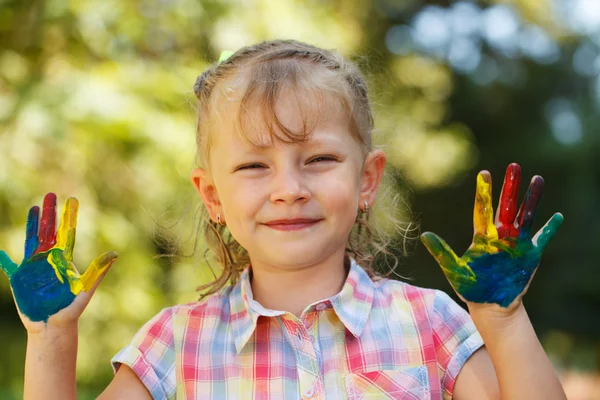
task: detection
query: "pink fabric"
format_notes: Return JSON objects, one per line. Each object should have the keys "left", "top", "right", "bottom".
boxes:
{"left": 112, "top": 257, "right": 484, "bottom": 399}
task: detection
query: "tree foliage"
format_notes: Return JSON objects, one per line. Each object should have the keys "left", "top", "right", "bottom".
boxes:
{"left": 0, "top": 0, "right": 598, "bottom": 397}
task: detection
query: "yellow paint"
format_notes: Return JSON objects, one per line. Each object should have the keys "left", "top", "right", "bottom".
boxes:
{"left": 43, "top": 198, "right": 117, "bottom": 295}
{"left": 56, "top": 198, "right": 78, "bottom": 252}
{"left": 47, "top": 252, "right": 65, "bottom": 284}
{"left": 473, "top": 173, "right": 500, "bottom": 254}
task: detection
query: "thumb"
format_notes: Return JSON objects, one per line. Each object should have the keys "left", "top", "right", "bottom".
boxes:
{"left": 421, "top": 232, "right": 476, "bottom": 284}
{"left": 79, "top": 251, "right": 118, "bottom": 293}
{"left": 533, "top": 212, "right": 563, "bottom": 252}
{"left": 421, "top": 232, "right": 460, "bottom": 272}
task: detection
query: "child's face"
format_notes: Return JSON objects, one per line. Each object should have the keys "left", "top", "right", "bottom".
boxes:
{"left": 192, "top": 88, "right": 386, "bottom": 270}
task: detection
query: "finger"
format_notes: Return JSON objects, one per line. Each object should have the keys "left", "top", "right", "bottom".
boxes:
{"left": 36, "top": 193, "right": 57, "bottom": 254}
{"left": 533, "top": 213, "right": 563, "bottom": 252}
{"left": 516, "top": 175, "right": 544, "bottom": 237}
{"left": 496, "top": 163, "right": 521, "bottom": 238}
{"left": 473, "top": 171, "right": 498, "bottom": 240}
{"left": 24, "top": 206, "right": 40, "bottom": 259}
{"left": 421, "top": 232, "right": 476, "bottom": 284}
{"left": 0, "top": 251, "right": 18, "bottom": 277}
{"left": 47, "top": 248, "right": 77, "bottom": 285}
{"left": 56, "top": 197, "right": 79, "bottom": 261}
{"left": 80, "top": 251, "right": 118, "bottom": 292}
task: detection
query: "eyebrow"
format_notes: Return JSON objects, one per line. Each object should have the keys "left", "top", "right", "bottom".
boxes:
{"left": 240, "top": 137, "right": 343, "bottom": 154}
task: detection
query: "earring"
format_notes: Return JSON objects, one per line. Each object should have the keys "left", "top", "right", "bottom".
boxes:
{"left": 361, "top": 200, "right": 369, "bottom": 214}
{"left": 216, "top": 213, "right": 225, "bottom": 226}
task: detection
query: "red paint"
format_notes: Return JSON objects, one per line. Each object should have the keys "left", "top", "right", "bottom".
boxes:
{"left": 497, "top": 163, "right": 521, "bottom": 239}
{"left": 517, "top": 175, "right": 544, "bottom": 235}
{"left": 36, "top": 193, "right": 57, "bottom": 254}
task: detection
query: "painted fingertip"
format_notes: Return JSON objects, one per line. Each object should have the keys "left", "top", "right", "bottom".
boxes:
{"left": 549, "top": 212, "right": 564, "bottom": 228}
{"left": 506, "top": 163, "right": 521, "bottom": 172}
{"left": 420, "top": 231, "right": 443, "bottom": 250}
{"left": 99, "top": 251, "right": 119, "bottom": 266}
{"left": 28, "top": 205, "right": 40, "bottom": 216}
{"left": 65, "top": 197, "right": 79, "bottom": 209}
{"left": 478, "top": 170, "right": 492, "bottom": 183}
{"left": 420, "top": 231, "right": 434, "bottom": 242}
{"left": 504, "top": 163, "right": 521, "bottom": 183}
{"left": 420, "top": 232, "right": 433, "bottom": 249}
{"left": 536, "top": 212, "right": 564, "bottom": 250}
{"left": 43, "top": 193, "right": 57, "bottom": 208}
{"left": 530, "top": 175, "right": 545, "bottom": 187}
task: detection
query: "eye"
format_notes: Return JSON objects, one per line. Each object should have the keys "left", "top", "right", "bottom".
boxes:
{"left": 310, "top": 156, "right": 337, "bottom": 163}
{"left": 236, "top": 156, "right": 337, "bottom": 171}
{"left": 237, "top": 163, "right": 265, "bottom": 170}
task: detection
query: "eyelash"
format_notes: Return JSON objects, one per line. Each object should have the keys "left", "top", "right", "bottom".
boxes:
{"left": 237, "top": 156, "right": 337, "bottom": 170}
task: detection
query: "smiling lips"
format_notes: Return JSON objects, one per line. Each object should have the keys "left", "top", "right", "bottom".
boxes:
{"left": 264, "top": 218, "right": 322, "bottom": 231}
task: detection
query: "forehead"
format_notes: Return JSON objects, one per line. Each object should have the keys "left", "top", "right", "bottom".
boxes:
{"left": 209, "top": 76, "right": 353, "bottom": 151}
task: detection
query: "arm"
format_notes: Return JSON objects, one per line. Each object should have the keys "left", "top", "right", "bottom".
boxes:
{"left": 0, "top": 193, "right": 132, "bottom": 399}
{"left": 457, "top": 304, "right": 564, "bottom": 400}
{"left": 25, "top": 324, "right": 152, "bottom": 400}
{"left": 24, "top": 325, "right": 78, "bottom": 399}
{"left": 421, "top": 164, "right": 567, "bottom": 400}
{"left": 452, "top": 303, "right": 565, "bottom": 400}
{"left": 98, "top": 365, "right": 153, "bottom": 399}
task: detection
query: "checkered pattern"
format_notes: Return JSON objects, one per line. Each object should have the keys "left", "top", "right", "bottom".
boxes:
{"left": 112, "top": 257, "right": 484, "bottom": 399}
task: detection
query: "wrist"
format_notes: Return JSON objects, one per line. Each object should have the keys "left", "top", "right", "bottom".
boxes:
{"left": 468, "top": 302, "right": 533, "bottom": 349}
{"left": 27, "top": 322, "right": 78, "bottom": 342}
{"left": 468, "top": 301, "right": 527, "bottom": 333}
{"left": 24, "top": 321, "right": 78, "bottom": 400}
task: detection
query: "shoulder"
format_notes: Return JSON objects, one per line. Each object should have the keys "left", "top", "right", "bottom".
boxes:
{"left": 112, "top": 285, "right": 235, "bottom": 365}
{"left": 130, "top": 284, "right": 235, "bottom": 342}
{"left": 161, "top": 284, "right": 236, "bottom": 322}
{"left": 370, "top": 277, "right": 479, "bottom": 341}
{"left": 372, "top": 276, "right": 459, "bottom": 316}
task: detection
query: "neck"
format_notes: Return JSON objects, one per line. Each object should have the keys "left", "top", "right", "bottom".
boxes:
{"left": 249, "top": 251, "right": 350, "bottom": 318}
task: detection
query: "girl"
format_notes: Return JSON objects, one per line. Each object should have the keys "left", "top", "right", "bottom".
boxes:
{"left": 1, "top": 39, "right": 567, "bottom": 399}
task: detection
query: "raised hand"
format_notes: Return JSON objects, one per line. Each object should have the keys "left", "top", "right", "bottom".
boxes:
{"left": 0, "top": 193, "right": 117, "bottom": 327}
{"left": 421, "top": 163, "right": 563, "bottom": 311}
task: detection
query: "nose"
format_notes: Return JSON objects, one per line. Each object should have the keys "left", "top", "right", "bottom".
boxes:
{"left": 269, "top": 165, "right": 311, "bottom": 204}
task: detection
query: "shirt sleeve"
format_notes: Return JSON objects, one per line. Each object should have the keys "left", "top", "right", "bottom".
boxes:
{"left": 111, "top": 307, "right": 176, "bottom": 400}
{"left": 429, "top": 289, "right": 484, "bottom": 399}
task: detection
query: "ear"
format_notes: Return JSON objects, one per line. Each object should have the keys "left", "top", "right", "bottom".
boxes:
{"left": 191, "top": 168, "right": 222, "bottom": 221}
{"left": 359, "top": 149, "right": 386, "bottom": 208}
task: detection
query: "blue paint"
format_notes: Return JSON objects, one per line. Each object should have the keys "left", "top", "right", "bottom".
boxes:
{"left": 1, "top": 193, "right": 118, "bottom": 323}
{"left": 458, "top": 244, "right": 540, "bottom": 307}
{"left": 25, "top": 206, "right": 39, "bottom": 259}
{"left": 421, "top": 164, "right": 563, "bottom": 309}
{"left": 10, "top": 253, "right": 76, "bottom": 322}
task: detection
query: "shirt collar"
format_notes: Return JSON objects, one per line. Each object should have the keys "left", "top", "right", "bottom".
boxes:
{"left": 229, "top": 256, "right": 375, "bottom": 354}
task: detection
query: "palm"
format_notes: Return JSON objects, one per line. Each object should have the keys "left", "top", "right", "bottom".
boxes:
{"left": 421, "top": 164, "right": 563, "bottom": 309}
{"left": 0, "top": 193, "right": 117, "bottom": 328}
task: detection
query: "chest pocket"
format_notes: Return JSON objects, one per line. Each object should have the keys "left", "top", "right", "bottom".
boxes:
{"left": 345, "top": 366, "right": 431, "bottom": 399}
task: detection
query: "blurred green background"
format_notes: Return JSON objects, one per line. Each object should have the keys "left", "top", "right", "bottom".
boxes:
{"left": 1, "top": 0, "right": 599, "bottom": 398}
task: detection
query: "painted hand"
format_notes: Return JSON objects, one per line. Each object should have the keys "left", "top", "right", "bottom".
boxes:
{"left": 0, "top": 193, "right": 117, "bottom": 324}
{"left": 421, "top": 163, "right": 563, "bottom": 310}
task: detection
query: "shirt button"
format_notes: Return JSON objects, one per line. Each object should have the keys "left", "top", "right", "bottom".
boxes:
{"left": 304, "top": 387, "right": 314, "bottom": 398}
{"left": 315, "top": 302, "right": 327, "bottom": 311}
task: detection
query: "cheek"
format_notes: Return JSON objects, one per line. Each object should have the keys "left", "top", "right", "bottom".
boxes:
{"left": 222, "top": 182, "right": 262, "bottom": 214}
{"left": 316, "top": 174, "right": 358, "bottom": 206}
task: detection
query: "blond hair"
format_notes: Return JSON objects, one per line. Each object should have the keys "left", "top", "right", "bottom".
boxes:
{"left": 192, "top": 39, "right": 412, "bottom": 299}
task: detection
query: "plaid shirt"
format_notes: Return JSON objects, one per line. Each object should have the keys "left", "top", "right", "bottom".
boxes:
{"left": 112, "top": 257, "right": 484, "bottom": 399}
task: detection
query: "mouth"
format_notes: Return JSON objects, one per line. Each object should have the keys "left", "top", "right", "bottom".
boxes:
{"left": 264, "top": 219, "right": 322, "bottom": 231}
